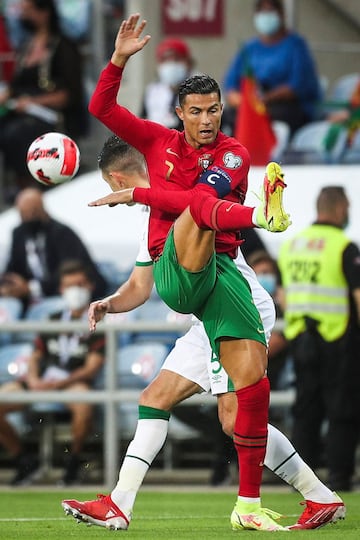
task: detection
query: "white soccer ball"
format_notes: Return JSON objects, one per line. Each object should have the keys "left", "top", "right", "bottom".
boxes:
{"left": 26, "top": 132, "right": 80, "bottom": 186}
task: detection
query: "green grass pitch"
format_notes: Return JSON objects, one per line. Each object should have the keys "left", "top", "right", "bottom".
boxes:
{"left": 0, "top": 489, "right": 359, "bottom": 539}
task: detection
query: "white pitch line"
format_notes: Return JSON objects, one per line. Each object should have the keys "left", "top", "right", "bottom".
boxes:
{"left": 0, "top": 513, "right": 300, "bottom": 523}
{"left": 0, "top": 517, "right": 68, "bottom": 522}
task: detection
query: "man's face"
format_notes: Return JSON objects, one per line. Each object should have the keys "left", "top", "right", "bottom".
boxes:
{"left": 176, "top": 93, "right": 223, "bottom": 149}
{"left": 60, "top": 272, "right": 92, "bottom": 295}
{"left": 60, "top": 271, "right": 93, "bottom": 313}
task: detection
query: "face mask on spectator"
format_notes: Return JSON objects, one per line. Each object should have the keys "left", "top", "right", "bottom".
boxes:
{"left": 257, "top": 273, "right": 277, "bottom": 295}
{"left": 254, "top": 11, "right": 281, "bottom": 36}
{"left": 157, "top": 61, "right": 188, "bottom": 87}
{"left": 62, "top": 286, "right": 91, "bottom": 311}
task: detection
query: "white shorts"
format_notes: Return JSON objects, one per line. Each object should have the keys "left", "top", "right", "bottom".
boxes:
{"left": 161, "top": 321, "right": 211, "bottom": 392}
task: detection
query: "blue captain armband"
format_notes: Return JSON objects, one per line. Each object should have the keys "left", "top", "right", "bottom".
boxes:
{"left": 197, "top": 166, "right": 232, "bottom": 198}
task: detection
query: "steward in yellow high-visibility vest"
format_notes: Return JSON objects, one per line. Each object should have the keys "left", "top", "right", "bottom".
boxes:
{"left": 278, "top": 186, "right": 360, "bottom": 492}
{"left": 279, "top": 225, "right": 350, "bottom": 342}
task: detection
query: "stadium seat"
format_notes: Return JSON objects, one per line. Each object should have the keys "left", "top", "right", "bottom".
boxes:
{"left": 117, "top": 342, "right": 168, "bottom": 389}
{"left": 104, "top": 309, "right": 138, "bottom": 347}
{"left": 20, "top": 296, "right": 69, "bottom": 473}
{"left": 115, "top": 342, "right": 200, "bottom": 459}
{"left": 343, "top": 128, "right": 360, "bottom": 163}
{"left": 96, "top": 260, "right": 132, "bottom": 294}
{"left": 0, "top": 342, "right": 33, "bottom": 384}
{"left": 17, "top": 296, "right": 66, "bottom": 343}
{"left": 286, "top": 120, "right": 348, "bottom": 164}
{"left": 271, "top": 121, "right": 290, "bottom": 162}
{"left": 115, "top": 342, "right": 168, "bottom": 436}
{"left": 30, "top": 402, "right": 68, "bottom": 476}
{"left": 0, "top": 297, "right": 23, "bottom": 345}
{"left": 0, "top": 342, "right": 33, "bottom": 437}
{"left": 133, "top": 299, "right": 191, "bottom": 347}
{"left": 329, "top": 72, "right": 359, "bottom": 103}
{"left": 25, "top": 296, "right": 66, "bottom": 320}
{"left": 0, "top": 340, "right": 67, "bottom": 474}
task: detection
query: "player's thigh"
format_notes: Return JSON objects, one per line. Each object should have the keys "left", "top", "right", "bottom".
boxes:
{"left": 154, "top": 227, "right": 216, "bottom": 314}
{"left": 162, "top": 323, "right": 212, "bottom": 392}
{"left": 198, "top": 254, "right": 267, "bottom": 356}
{"left": 220, "top": 338, "right": 267, "bottom": 389}
{"left": 173, "top": 208, "right": 215, "bottom": 272}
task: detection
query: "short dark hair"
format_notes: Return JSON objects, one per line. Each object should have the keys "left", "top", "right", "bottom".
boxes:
{"left": 178, "top": 75, "right": 221, "bottom": 107}
{"left": 98, "top": 135, "right": 145, "bottom": 175}
{"left": 316, "top": 186, "right": 348, "bottom": 213}
{"left": 58, "top": 260, "right": 92, "bottom": 282}
{"left": 255, "top": 0, "right": 284, "bottom": 13}
{"left": 31, "top": 0, "right": 61, "bottom": 34}
{"left": 247, "top": 249, "right": 281, "bottom": 284}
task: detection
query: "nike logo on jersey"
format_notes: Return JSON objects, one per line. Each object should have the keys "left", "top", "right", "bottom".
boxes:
{"left": 166, "top": 148, "right": 180, "bottom": 158}
{"left": 225, "top": 203, "right": 236, "bottom": 212}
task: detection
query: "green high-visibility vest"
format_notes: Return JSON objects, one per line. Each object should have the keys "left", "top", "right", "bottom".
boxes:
{"left": 278, "top": 224, "right": 350, "bottom": 342}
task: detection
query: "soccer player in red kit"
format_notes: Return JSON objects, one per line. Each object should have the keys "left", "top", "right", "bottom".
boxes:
{"left": 63, "top": 13, "right": 291, "bottom": 532}
{"left": 62, "top": 137, "right": 345, "bottom": 533}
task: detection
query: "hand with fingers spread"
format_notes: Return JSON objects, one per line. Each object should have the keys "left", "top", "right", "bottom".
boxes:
{"left": 88, "top": 299, "right": 111, "bottom": 332}
{"left": 88, "top": 188, "right": 135, "bottom": 208}
{"left": 111, "top": 13, "right": 151, "bottom": 68}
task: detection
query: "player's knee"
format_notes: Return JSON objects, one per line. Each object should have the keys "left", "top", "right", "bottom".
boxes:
{"left": 139, "top": 385, "right": 164, "bottom": 408}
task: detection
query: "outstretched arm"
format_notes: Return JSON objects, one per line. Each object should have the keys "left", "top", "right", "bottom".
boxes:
{"left": 88, "top": 186, "right": 196, "bottom": 214}
{"left": 110, "top": 13, "right": 151, "bottom": 69}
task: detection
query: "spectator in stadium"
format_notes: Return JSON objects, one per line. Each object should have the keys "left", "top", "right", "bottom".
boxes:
{"left": 222, "top": 0, "right": 321, "bottom": 136}
{"left": 323, "top": 76, "right": 360, "bottom": 162}
{"left": 0, "top": 0, "right": 86, "bottom": 199}
{"left": 0, "top": 187, "right": 108, "bottom": 313}
{"left": 0, "top": 259, "right": 105, "bottom": 486}
{"left": 247, "top": 249, "right": 289, "bottom": 390}
{"left": 141, "top": 37, "right": 195, "bottom": 130}
{"left": 278, "top": 186, "right": 360, "bottom": 491}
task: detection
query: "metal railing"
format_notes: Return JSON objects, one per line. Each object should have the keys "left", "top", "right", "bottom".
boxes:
{"left": 0, "top": 319, "right": 294, "bottom": 489}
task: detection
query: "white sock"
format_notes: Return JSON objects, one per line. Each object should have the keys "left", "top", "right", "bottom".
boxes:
{"left": 265, "top": 424, "right": 336, "bottom": 503}
{"left": 252, "top": 206, "right": 260, "bottom": 226}
{"left": 111, "top": 418, "right": 169, "bottom": 514}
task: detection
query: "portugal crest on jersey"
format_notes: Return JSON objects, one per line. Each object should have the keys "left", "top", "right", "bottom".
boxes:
{"left": 198, "top": 153, "right": 213, "bottom": 171}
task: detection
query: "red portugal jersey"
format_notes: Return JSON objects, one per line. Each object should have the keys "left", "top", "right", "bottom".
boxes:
{"left": 90, "top": 62, "right": 251, "bottom": 259}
